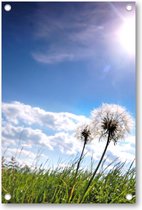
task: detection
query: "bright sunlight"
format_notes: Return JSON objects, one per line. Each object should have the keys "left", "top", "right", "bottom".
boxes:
{"left": 116, "top": 17, "right": 135, "bottom": 56}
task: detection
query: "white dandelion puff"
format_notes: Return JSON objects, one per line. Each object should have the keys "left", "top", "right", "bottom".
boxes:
{"left": 75, "top": 122, "right": 93, "bottom": 143}
{"left": 91, "top": 104, "right": 134, "bottom": 144}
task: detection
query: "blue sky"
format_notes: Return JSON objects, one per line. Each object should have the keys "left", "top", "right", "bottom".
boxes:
{"left": 2, "top": 2, "right": 136, "bottom": 170}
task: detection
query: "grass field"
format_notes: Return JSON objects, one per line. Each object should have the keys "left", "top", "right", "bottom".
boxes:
{"left": 2, "top": 157, "right": 136, "bottom": 204}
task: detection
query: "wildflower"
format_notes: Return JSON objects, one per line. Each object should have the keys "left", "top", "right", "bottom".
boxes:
{"left": 91, "top": 104, "right": 133, "bottom": 144}
{"left": 74, "top": 123, "right": 93, "bottom": 176}
{"left": 75, "top": 123, "right": 93, "bottom": 143}
{"left": 68, "top": 123, "right": 92, "bottom": 202}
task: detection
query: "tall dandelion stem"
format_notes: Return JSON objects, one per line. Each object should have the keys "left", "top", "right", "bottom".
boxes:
{"left": 74, "top": 137, "right": 87, "bottom": 179}
{"left": 68, "top": 123, "right": 92, "bottom": 203}
{"left": 68, "top": 137, "right": 87, "bottom": 202}
{"left": 74, "top": 123, "right": 93, "bottom": 179}
{"left": 80, "top": 132, "right": 110, "bottom": 203}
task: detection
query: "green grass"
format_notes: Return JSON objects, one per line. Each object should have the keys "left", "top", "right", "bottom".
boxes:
{"left": 2, "top": 157, "right": 136, "bottom": 204}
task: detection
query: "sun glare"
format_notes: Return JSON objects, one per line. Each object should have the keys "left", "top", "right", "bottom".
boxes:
{"left": 116, "top": 17, "right": 135, "bottom": 56}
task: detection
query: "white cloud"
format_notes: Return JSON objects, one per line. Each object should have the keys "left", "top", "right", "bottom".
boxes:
{"left": 85, "top": 134, "right": 135, "bottom": 164}
{"left": 32, "top": 52, "right": 75, "bottom": 64}
{"left": 2, "top": 101, "right": 135, "bottom": 169}
{"left": 2, "top": 122, "right": 78, "bottom": 154}
{"left": 2, "top": 101, "right": 88, "bottom": 131}
{"left": 2, "top": 101, "right": 88, "bottom": 165}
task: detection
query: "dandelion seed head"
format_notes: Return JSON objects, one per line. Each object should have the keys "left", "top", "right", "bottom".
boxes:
{"left": 75, "top": 122, "right": 93, "bottom": 143}
{"left": 91, "top": 104, "right": 134, "bottom": 144}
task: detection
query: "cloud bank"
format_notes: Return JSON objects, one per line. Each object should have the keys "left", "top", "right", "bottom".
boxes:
{"left": 2, "top": 101, "right": 135, "bottom": 169}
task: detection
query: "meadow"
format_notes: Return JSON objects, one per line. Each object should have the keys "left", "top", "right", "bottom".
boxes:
{"left": 2, "top": 156, "right": 136, "bottom": 204}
